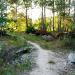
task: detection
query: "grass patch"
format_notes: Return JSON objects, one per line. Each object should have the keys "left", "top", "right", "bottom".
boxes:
{"left": 23, "top": 33, "right": 75, "bottom": 53}
{"left": 0, "top": 56, "right": 33, "bottom": 75}
{"left": 0, "top": 33, "right": 27, "bottom": 49}
{"left": 48, "top": 60, "right": 56, "bottom": 64}
{"left": 0, "top": 32, "right": 33, "bottom": 75}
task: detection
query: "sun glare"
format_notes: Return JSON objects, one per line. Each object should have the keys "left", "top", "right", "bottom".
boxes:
{"left": 8, "top": 4, "right": 53, "bottom": 23}
{"left": 28, "top": 7, "right": 53, "bottom": 23}
{"left": 28, "top": 7, "right": 41, "bottom": 22}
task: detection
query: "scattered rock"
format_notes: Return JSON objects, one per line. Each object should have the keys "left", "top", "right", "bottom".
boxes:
{"left": 42, "top": 35, "right": 54, "bottom": 41}
{"left": 65, "top": 52, "right": 75, "bottom": 72}
{"left": 68, "top": 52, "right": 75, "bottom": 65}
{"left": 1, "top": 46, "right": 32, "bottom": 63}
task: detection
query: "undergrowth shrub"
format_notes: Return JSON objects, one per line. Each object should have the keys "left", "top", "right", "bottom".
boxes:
{"left": 62, "top": 38, "right": 75, "bottom": 49}
{"left": 26, "top": 26, "right": 35, "bottom": 34}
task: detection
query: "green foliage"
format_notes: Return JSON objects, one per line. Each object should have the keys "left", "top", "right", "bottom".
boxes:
{"left": 22, "top": 0, "right": 32, "bottom": 8}
{"left": 26, "top": 26, "right": 35, "bottom": 33}
{"left": 0, "top": 0, "right": 7, "bottom": 27}
{"left": 0, "top": 18, "right": 7, "bottom": 23}
{"left": 0, "top": 33, "right": 34, "bottom": 75}
{"left": 24, "top": 33, "right": 75, "bottom": 52}
{"left": 0, "top": 57, "right": 33, "bottom": 75}
{"left": 34, "top": 0, "right": 48, "bottom": 7}
{"left": 55, "top": 0, "right": 68, "bottom": 12}
{"left": 0, "top": 65, "right": 16, "bottom": 75}
{"left": 7, "top": 0, "right": 19, "bottom": 4}
{"left": 62, "top": 38, "right": 75, "bottom": 49}
{"left": 71, "top": 23, "right": 75, "bottom": 32}
{"left": 18, "top": 59, "right": 32, "bottom": 70}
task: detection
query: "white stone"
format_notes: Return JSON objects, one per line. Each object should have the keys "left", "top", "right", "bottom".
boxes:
{"left": 68, "top": 52, "right": 75, "bottom": 63}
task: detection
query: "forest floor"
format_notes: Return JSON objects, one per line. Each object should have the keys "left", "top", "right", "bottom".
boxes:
{"left": 0, "top": 34, "right": 34, "bottom": 75}
{"left": 0, "top": 32, "right": 75, "bottom": 75}
{"left": 26, "top": 41, "right": 67, "bottom": 75}
{"left": 23, "top": 33, "right": 75, "bottom": 53}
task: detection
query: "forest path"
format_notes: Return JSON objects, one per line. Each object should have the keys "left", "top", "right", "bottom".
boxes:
{"left": 25, "top": 41, "right": 67, "bottom": 75}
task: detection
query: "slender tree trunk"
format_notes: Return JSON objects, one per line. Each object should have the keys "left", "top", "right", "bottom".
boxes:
{"left": 58, "top": 15, "right": 60, "bottom": 32}
{"left": 53, "top": 11, "right": 54, "bottom": 31}
{"left": 31, "top": 7, "right": 32, "bottom": 26}
{"left": 58, "top": 12, "right": 60, "bottom": 32}
{"left": 44, "top": 6, "right": 46, "bottom": 25}
{"left": 49, "top": 18, "right": 51, "bottom": 31}
{"left": 0, "top": 0, "right": 3, "bottom": 18}
{"left": 63, "top": 0, "right": 65, "bottom": 32}
{"left": 53, "top": 0, "right": 55, "bottom": 31}
{"left": 69, "top": 0, "right": 71, "bottom": 15}
{"left": 41, "top": 6, "right": 44, "bottom": 27}
{"left": 15, "top": 4, "right": 17, "bottom": 29}
{"left": 25, "top": 7, "right": 28, "bottom": 28}
{"left": 30, "top": 18, "right": 32, "bottom": 26}
{"left": 5, "top": 0, "right": 7, "bottom": 26}
{"left": 16, "top": 4, "right": 17, "bottom": 19}
{"left": 63, "top": 0, "right": 65, "bottom": 20}
{"left": 59, "top": 14, "right": 61, "bottom": 32}
{"left": 0, "top": 6, "right": 2, "bottom": 36}
{"left": 74, "top": 5, "right": 75, "bottom": 23}
{"left": 1, "top": 0, "right": 3, "bottom": 33}
{"left": 41, "top": 6, "right": 45, "bottom": 30}
{"left": 1, "top": 8, "right": 3, "bottom": 18}
{"left": 58, "top": 12, "right": 61, "bottom": 32}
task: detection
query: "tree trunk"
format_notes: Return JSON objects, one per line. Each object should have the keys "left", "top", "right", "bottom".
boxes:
{"left": 15, "top": 4, "right": 17, "bottom": 30}
{"left": 58, "top": 12, "right": 61, "bottom": 32}
{"left": 53, "top": 11, "right": 54, "bottom": 31}
{"left": 69, "top": 0, "right": 71, "bottom": 15}
{"left": 44, "top": 6, "right": 46, "bottom": 25}
{"left": 74, "top": 5, "right": 75, "bottom": 23}
{"left": 41, "top": 6, "right": 46, "bottom": 31}
{"left": 1, "top": 8, "right": 3, "bottom": 18}
{"left": 0, "top": 0, "right": 3, "bottom": 18}
{"left": 30, "top": 7, "right": 32, "bottom": 26}
{"left": 63, "top": 0, "right": 65, "bottom": 32}
{"left": 59, "top": 15, "right": 61, "bottom": 32}
{"left": 52, "top": 0, "right": 55, "bottom": 31}
{"left": 63, "top": 0, "right": 65, "bottom": 20}
{"left": 25, "top": 7, "right": 28, "bottom": 28}
{"left": 49, "top": 18, "right": 51, "bottom": 31}
{"left": 58, "top": 12, "right": 59, "bottom": 32}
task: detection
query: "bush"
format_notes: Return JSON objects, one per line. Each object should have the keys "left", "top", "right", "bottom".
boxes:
{"left": 62, "top": 38, "right": 75, "bottom": 49}
{"left": 71, "top": 23, "right": 75, "bottom": 32}
{"left": 0, "top": 30, "right": 7, "bottom": 36}
{"left": 26, "top": 26, "right": 35, "bottom": 34}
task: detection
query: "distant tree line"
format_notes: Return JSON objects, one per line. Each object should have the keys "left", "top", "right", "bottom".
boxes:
{"left": 0, "top": 0, "right": 75, "bottom": 33}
